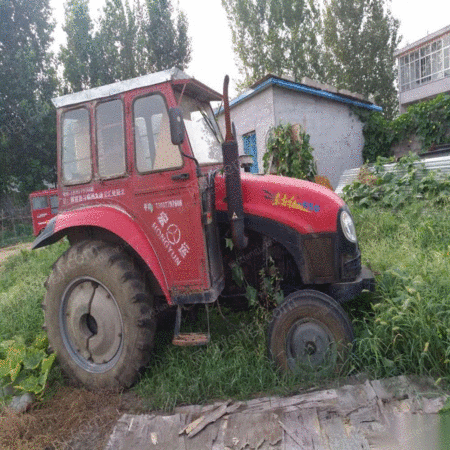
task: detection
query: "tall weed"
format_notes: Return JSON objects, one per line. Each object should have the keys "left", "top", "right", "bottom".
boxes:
{"left": 350, "top": 203, "right": 450, "bottom": 380}
{"left": 0, "top": 241, "right": 68, "bottom": 344}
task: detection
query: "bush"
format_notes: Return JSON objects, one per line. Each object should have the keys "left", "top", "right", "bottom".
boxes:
{"left": 357, "top": 93, "right": 450, "bottom": 162}
{"left": 263, "top": 123, "right": 317, "bottom": 181}
{"left": 343, "top": 153, "right": 450, "bottom": 209}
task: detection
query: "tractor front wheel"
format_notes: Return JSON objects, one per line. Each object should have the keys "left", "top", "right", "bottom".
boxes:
{"left": 43, "top": 240, "right": 155, "bottom": 390}
{"left": 268, "top": 290, "right": 353, "bottom": 377}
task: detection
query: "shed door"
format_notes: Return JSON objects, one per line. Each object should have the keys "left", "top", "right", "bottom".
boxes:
{"left": 243, "top": 132, "right": 258, "bottom": 174}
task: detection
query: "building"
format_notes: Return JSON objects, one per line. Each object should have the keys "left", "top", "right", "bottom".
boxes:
{"left": 395, "top": 25, "right": 450, "bottom": 113}
{"left": 217, "top": 75, "right": 381, "bottom": 189}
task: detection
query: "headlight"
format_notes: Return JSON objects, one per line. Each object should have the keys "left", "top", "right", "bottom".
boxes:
{"left": 340, "top": 211, "right": 357, "bottom": 243}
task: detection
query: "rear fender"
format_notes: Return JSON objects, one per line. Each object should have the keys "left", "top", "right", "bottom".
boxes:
{"left": 33, "top": 205, "right": 170, "bottom": 303}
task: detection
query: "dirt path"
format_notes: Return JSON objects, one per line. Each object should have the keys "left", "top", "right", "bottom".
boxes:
{"left": 0, "top": 242, "right": 33, "bottom": 267}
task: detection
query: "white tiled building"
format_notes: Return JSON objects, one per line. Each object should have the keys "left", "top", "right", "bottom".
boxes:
{"left": 395, "top": 25, "right": 450, "bottom": 113}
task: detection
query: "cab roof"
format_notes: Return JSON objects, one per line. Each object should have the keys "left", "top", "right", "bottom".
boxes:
{"left": 52, "top": 67, "right": 222, "bottom": 109}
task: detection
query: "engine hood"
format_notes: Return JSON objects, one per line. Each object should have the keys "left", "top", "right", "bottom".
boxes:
{"left": 215, "top": 173, "right": 345, "bottom": 235}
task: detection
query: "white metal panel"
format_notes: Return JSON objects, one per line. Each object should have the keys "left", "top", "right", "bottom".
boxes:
{"left": 335, "top": 154, "right": 450, "bottom": 194}
{"left": 52, "top": 67, "right": 191, "bottom": 109}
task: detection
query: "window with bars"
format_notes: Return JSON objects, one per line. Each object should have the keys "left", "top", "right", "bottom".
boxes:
{"left": 399, "top": 33, "right": 450, "bottom": 92}
{"left": 243, "top": 132, "right": 258, "bottom": 174}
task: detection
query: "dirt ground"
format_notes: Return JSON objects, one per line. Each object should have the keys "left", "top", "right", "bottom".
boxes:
{"left": 0, "top": 386, "right": 147, "bottom": 450}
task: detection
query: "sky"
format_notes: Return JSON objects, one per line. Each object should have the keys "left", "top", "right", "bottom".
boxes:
{"left": 50, "top": 0, "right": 450, "bottom": 97}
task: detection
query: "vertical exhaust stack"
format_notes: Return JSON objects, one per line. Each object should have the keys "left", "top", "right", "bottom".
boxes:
{"left": 222, "top": 75, "right": 248, "bottom": 250}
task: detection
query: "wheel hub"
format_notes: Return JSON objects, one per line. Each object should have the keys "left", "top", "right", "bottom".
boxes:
{"left": 60, "top": 278, "right": 124, "bottom": 373}
{"left": 286, "top": 319, "right": 335, "bottom": 371}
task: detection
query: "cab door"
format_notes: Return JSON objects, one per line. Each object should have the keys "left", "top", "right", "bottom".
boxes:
{"left": 129, "top": 91, "right": 210, "bottom": 301}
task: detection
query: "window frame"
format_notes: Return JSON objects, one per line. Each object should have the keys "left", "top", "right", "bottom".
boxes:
{"left": 61, "top": 106, "right": 93, "bottom": 186}
{"left": 399, "top": 33, "right": 450, "bottom": 93}
{"left": 95, "top": 97, "right": 128, "bottom": 180}
{"left": 132, "top": 92, "right": 184, "bottom": 175}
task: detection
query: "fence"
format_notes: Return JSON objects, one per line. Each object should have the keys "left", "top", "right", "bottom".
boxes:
{"left": 0, "top": 205, "right": 33, "bottom": 248}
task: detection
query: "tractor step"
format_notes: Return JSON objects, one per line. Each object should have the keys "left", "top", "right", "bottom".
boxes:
{"left": 172, "top": 305, "right": 211, "bottom": 347}
{"left": 172, "top": 333, "right": 210, "bottom": 346}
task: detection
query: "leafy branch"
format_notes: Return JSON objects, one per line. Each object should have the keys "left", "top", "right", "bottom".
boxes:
{"left": 263, "top": 123, "right": 317, "bottom": 181}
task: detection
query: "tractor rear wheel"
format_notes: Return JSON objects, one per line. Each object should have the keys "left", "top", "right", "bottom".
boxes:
{"left": 268, "top": 290, "right": 353, "bottom": 377}
{"left": 43, "top": 240, "right": 155, "bottom": 390}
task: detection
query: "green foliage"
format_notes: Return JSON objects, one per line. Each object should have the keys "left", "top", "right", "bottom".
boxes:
{"left": 60, "top": 0, "right": 191, "bottom": 92}
{"left": 59, "top": 0, "right": 94, "bottom": 92}
{"left": 146, "top": 0, "right": 191, "bottom": 72}
{"left": 343, "top": 153, "right": 450, "bottom": 209}
{"left": 348, "top": 203, "right": 450, "bottom": 380}
{"left": 0, "top": 241, "right": 69, "bottom": 344}
{"left": 263, "top": 123, "right": 317, "bottom": 181}
{"left": 358, "top": 94, "right": 450, "bottom": 162}
{"left": 0, "top": 334, "right": 56, "bottom": 398}
{"left": 225, "top": 238, "right": 284, "bottom": 309}
{"left": 0, "top": 0, "right": 57, "bottom": 195}
{"left": 221, "top": 0, "right": 323, "bottom": 88}
{"left": 323, "top": 0, "right": 400, "bottom": 119}
{"left": 357, "top": 110, "right": 394, "bottom": 162}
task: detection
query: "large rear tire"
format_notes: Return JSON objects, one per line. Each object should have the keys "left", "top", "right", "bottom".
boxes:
{"left": 268, "top": 290, "right": 353, "bottom": 377}
{"left": 43, "top": 240, "right": 155, "bottom": 390}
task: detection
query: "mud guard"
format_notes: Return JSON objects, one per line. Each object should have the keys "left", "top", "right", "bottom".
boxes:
{"left": 32, "top": 206, "right": 171, "bottom": 303}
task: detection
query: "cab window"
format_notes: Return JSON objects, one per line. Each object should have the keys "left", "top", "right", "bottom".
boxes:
{"left": 62, "top": 108, "right": 92, "bottom": 184}
{"left": 50, "top": 195, "right": 59, "bottom": 214}
{"left": 32, "top": 196, "right": 48, "bottom": 210}
{"left": 134, "top": 95, "right": 183, "bottom": 173}
{"left": 96, "top": 100, "right": 126, "bottom": 178}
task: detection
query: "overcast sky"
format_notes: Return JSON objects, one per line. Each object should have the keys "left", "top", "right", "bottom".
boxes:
{"left": 50, "top": 0, "right": 450, "bottom": 96}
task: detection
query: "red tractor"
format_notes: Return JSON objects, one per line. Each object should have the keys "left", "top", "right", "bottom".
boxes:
{"left": 29, "top": 188, "right": 59, "bottom": 236}
{"left": 34, "top": 68, "right": 374, "bottom": 389}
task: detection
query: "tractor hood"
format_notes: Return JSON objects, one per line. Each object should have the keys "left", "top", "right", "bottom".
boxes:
{"left": 215, "top": 173, "right": 345, "bottom": 235}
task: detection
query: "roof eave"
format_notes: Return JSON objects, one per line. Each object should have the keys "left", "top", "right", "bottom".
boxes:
{"left": 219, "top": 77, "right": 382, "bottom": 113}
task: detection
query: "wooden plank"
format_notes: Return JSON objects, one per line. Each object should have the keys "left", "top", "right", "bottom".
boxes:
{"left": 319, "top": 412, "right": 370, "bottom": 450}
{"left": 105, "top": 414, "right": 186, "bottom": 450}
{"left": 184, "top": 421, "right": 221, "bottom": 450}
{"left": 371, "top": 376, "right": 410, "bottom": 401}
{"left": 187, "top": 401, "right": 231, "bottom": 438}
{"left": 224, "top": 411, "right": 283, "bottom": 449}
{"left": 242, "top": 389, "right": 338, "bottom": 414}
{"left": 281, "top": 409, "right": 327, "bottom": 450}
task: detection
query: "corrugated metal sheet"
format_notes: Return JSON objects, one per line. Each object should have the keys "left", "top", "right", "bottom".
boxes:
{"left": 335, "top": 155, "right": 450, "bottom": 194}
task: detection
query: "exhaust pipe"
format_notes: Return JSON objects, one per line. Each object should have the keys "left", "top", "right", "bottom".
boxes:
{"left": 222, "top": 76, "right": 248, "bottom": 250}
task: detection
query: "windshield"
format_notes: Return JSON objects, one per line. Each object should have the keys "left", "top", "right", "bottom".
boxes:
{"left": 180, "top": 95, "right": 223, "bottom": 165}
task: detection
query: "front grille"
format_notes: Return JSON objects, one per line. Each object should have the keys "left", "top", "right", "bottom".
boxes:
{"left": 342, "top": 252, "right": 361, "bottom": 280}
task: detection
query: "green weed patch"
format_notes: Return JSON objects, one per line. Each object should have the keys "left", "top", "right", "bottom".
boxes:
{"left": 349, "top": 202, "right": 450, "bottom": 380}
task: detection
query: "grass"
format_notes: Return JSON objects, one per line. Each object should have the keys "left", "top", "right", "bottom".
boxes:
{"left": 350, "top": 202, "right": 450, "bottom": 381}
{"left": 2, "top": 202, "right": 450, "bottom": 410}
{"left": 0, "top": 240, "right": 68, "bottom": 344}
{"left": 134, "top": 308, "right": 316, "bottom": 411}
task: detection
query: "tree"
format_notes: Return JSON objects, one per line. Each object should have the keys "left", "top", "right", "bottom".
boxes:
{"left": 0, "top": 0, "right": 57, "bottom": 196}
{"left": 323, "top": 0, "right": 400, "bottom": 118}
{"left": 146, "top": 0, "right": 191, "bottom": 72}
{"left": 60, "top": 0, "right": 192, "bottom": 92}
{"left": 59, "top": 0, "right": 95, "bottom": 92}
{"left": 221, "top": 0, "right": 324, "bottom": 88}
{"left": 93, "top": 0, "right": 151, "bottom": 85}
